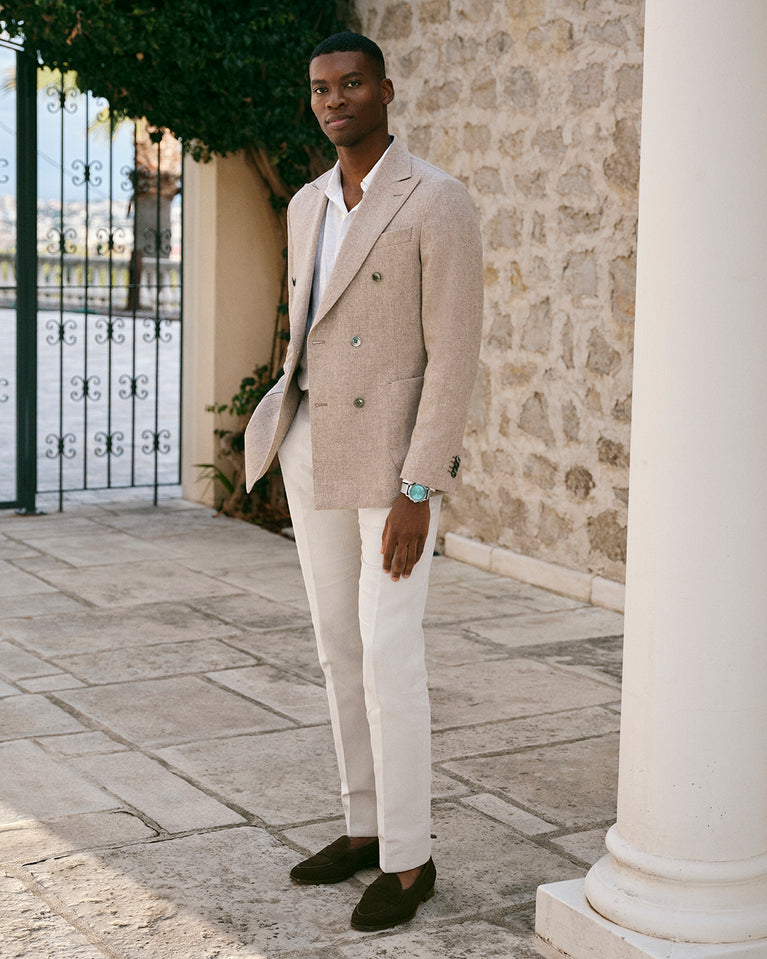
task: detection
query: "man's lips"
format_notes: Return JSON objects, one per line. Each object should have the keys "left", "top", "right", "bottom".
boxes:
{"left": 327, "top": 115, "right": 353, "bottom": 128}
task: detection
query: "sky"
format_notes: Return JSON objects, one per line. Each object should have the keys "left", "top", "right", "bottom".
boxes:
{"left": 0, "top": 44, "right": 136, "bottom": 207}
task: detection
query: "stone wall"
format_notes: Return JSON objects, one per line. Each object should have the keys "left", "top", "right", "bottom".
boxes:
{"left": 350, "top": 0, "right": 644, "bottom": 582}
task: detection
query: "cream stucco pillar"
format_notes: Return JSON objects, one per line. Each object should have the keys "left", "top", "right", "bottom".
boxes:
{"left": 181, "top": 151, "right": 283, "bottom": 505}
{"left": 536, "top": 2, "right": 767, "bottom": 956}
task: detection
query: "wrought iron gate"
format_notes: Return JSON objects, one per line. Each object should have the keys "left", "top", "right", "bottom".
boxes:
{"left": 0, "top": 40, "right": 183, "bottom": 511}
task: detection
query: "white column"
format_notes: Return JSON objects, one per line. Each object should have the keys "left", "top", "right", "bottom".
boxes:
{"left": 536, "top": 2, "right": 767, "bottom": 956}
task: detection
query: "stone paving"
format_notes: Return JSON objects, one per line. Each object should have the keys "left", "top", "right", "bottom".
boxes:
{"left": 0, "top": 495, "right": 624, "bottom": 959}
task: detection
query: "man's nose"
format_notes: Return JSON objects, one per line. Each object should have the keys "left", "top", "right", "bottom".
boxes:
{"left": 327, "top": 86, "right": 347, "bottom": 108}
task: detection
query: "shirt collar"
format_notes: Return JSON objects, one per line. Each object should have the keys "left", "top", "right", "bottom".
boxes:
{"left": 325, "top": 135, "right": 396, "bottom": 214}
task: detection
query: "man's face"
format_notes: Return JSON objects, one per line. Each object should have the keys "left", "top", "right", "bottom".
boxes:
{"left": 310, "top": 50, "right": 393, "bottom": 149}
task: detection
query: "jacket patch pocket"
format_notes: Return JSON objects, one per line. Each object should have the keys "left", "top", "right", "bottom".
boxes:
{"left": 387, "top": 374, "right": 424, "bottom": 470}
{"left": 375, "top": 227, "right": 413, "bottom": 248}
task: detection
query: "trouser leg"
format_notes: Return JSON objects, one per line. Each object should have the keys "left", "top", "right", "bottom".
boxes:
{"left": 278, "top": 395, "right": 439, "bottom": 871}
{"left": 279, "top": 397, "right": 377, "bottom": 837}
{"left": 357, "top": 499, "right": 440, "bottom": 873}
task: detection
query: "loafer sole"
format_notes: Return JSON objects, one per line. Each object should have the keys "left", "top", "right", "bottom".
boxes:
{"left": 350, "top": 884, "right": 435, "bottom": 932}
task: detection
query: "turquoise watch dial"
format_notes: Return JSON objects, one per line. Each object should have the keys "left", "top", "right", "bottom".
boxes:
{"left": 409, "top": 483, "right": 428, "bottom": 502}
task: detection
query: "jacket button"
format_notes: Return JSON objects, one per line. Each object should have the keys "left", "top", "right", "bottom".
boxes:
{"left": 372, "top": 272, "right": 382, "bottom": 282}
{"left": 354, "top": 397, "right": 365, "bottom": 408}
{"left": 351, "top": 336, "right": 361, "bottom": 347}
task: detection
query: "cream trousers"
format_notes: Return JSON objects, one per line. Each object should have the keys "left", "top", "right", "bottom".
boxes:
{"left": 278, "top": 395, "right": 440, "bottom": 873}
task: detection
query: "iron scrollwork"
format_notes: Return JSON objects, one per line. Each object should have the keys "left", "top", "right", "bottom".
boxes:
{"left": 71, "top": 158, "right": 103, "bottom": 188}
{"left": 94, "top": 431, "right": 125, "bottom": 457}
{"left": 96, "top": 226, "right": 126, "bottom": 256}
{"left": 142, "top": 316, "right": 172, "bottom": 344}
{"left": 47, "top": 227, "right": 76, "bottom": 255}
{"left": 45, "top": 83, "right": 78, "bottom": 115}
{"left": 0, "top": 377, "right": 8, "bottom": 403}
{"left": 95, "top": 316, "right": 126, "bottom": 345}
{"left": 118, "top": 373, "right": 149, "bottom": 400}
{"left": 45, "top": 433, "right": 77, "bottom": 459}
{"left": 46, "top": 317, "right": 77, "bottom": 346}
{"left": 141, "top": 429, "right": 171, "bottom": 455}
{"left": 70, "top": 374, "right": 101, "bottom": 402}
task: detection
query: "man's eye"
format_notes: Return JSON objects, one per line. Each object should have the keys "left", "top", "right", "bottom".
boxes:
{"left": 312, "top": 86, "right": 327, "bottom": 95}
{"left": 346, "top": 80, "right": 361, "bottom": 88}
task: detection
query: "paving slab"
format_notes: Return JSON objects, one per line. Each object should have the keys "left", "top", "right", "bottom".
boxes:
{"left": 461, "top": 793, "right": 558, "bottom": 836}
{"left": 191, "top": 592, "right": 313, "bottom": 634}
{"left": 0, "top": 639, "right": 61, "bottom": 679}
{"left": 336, "top": 919, "right": 547, "bottom": 959}
{"left": 0, "top": 809, "right": 156, "bottom": 864}
{"left": 0, "top": 560, "right": 58, "bottom": 597}
{"left": 71, "top": 751, "right": 246, "bottom": 832}
{"left": 529, "top": 634, "right": 623, "bottom": 686}
{"left": 0, "top": 535, "right": 39, "bottom": 561}
{"left": 0, "top": 591, "right": 89, "bottom": 619}
{"left": 225, "top": 625, "right": 325, "bottom": 682}
{"left": 34, "top": 560, "right": 243, "bottom": 608}
{"left": 41, "top": 731, "right": 131, "bottom": 757}
{"left": 0, "top": 603, "right": 239, "bottom": 655}
{"left": 420, "top": 802, "right": 581, "bottom": 915}
{"left": 549, "top": 827, "right": 610, "bottom": 868}
{"left": 443, "top": 734, "right": 620, "bottom": 829}
{"left": 0, "top": 693, "right": 87, "bottom": 741}
{"left": 424, "top": 624, "right": 506, "bottom": 667}
{"left": 424, "top": 581, "right": 533, "bottom": 625}
{"left": 17, "top": 530, "right": 165, "bottom": 567}
{"left": 467, "top": 605, "right": 624, "bottom": 649}
{"left": 206, "top": 664, "right": 330, "bottom": 725}
{"left": 207, "top": 561, "right": 311, "bottom": 609}
{"left": 56, "top": 638, "right": 256, "bottom": 685}
{"left": 431, "top": 706, "right": 620, "bottom": 763}
{"left": 22, "top": 827, "right": 367, "bottom": 957}
{"left": 18, "top": 673, "right": 88, "bottom": 691}
{"left": 0, "top": 677, "right": 21, "bottom": 697}
{"left": 0, "top": 740, "right": 116, "bottom": 824}
{"left": 0, "top": 872, "right": 109, "bottom": 959}
{"left": 159, "top": 725, "right": 340, "bottom": 825}
{"left": 428, "top": 658, "right": 618, "bottom": 730}
{"left": 56, "top": 676, "right": 293, "bottom": 748}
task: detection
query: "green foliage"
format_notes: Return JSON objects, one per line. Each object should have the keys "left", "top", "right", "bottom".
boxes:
{"left": 205, "top": 364, "right": 278, "bottom": 420}
{"left": 3, "top": 0, "right": 339, "bottom": 189}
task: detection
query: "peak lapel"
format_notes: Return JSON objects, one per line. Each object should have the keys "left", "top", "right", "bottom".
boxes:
{"left": 289, "top": 178, "right": 329, "bottom": 342}
{"left": 312, "top": 141, "right": 420, "bottom": 327}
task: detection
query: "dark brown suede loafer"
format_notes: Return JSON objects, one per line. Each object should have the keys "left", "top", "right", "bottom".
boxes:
{"left": 290, "top": 835, "right": 379, "bottom": 885}
{"left": 350, "top": 857, "right": 436, "bottom": 931}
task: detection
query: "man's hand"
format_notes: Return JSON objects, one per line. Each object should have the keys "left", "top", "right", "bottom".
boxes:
{"left": 381, "top": 494, "right": 430, "bottom": 582}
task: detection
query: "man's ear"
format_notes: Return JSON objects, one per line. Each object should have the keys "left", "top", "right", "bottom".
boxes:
{"left": 382, "top": 78, "right": 395, "bottom": 105}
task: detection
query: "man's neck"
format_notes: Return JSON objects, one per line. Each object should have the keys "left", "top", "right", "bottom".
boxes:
{"left": 337, "top": 132, "right": 391, "bottom": 209}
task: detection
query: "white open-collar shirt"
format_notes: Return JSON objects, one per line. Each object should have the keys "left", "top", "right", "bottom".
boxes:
{"left": 297, "top": 138, "right": 394, "bottom": 392}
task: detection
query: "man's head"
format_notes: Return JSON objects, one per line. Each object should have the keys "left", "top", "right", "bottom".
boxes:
{"left": 309, "top": 32, "right": 393, "bottom": 151}
{"left": 310, "top": 32, "right": 386, "bottom": 80}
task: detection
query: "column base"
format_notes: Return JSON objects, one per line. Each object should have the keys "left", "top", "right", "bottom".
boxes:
{"left": 536, "top": 880, "right": 767, "bottom": 959}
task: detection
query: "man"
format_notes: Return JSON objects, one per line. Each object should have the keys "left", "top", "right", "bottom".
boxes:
{"left": 244, "top": 31, "right": 483, "bottom": 931}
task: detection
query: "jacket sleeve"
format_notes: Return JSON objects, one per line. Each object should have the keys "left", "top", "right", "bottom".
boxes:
{"left": 400, "top": 178, "right": 484, "bottom": 492}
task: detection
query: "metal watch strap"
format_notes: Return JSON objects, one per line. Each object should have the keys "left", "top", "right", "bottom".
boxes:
{"left": 401, "top": 480, "right": 434, "bottom": 502}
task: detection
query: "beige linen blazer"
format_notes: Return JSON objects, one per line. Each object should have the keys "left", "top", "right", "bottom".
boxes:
{"left": 243, "top": 137, "right": 483, "bottom": 510}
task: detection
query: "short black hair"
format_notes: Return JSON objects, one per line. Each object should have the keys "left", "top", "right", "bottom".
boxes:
{"left": 309, "top": 31, "right": 386, "bottom": 80}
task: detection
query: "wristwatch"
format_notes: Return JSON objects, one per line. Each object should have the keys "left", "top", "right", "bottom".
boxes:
{"left": 401, "top": 480, "right": 435, "bottom": 503}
